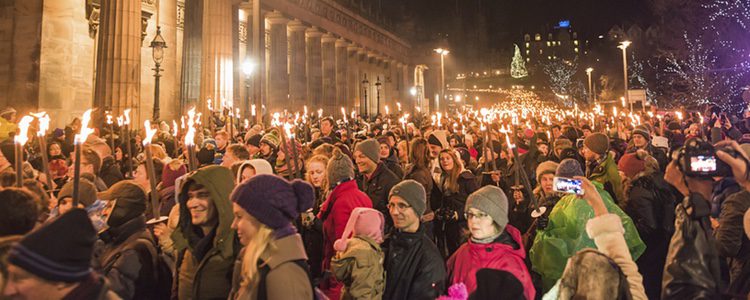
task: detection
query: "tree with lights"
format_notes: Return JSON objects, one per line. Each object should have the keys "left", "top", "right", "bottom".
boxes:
{"left": 543, "top": 57, "right": 578, "bottom": 97}
{"left": 511, "top": 44, "right": 528, "bottom": 78}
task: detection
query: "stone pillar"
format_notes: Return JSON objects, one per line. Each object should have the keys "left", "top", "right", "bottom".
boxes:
{"left": 358, "top": 48, "right": 368, "bottom": 116}
{"left": 335, "top": 38, "right": 349, "bottom": 111}
{"left": 266, "top": 11, "right": 289, "bottom": 114}
{"left": 180, "top": 0, "right": 202, "bottom": 114}
{"left": 347, "top": 45, "right": 360, "bottom": 112}
{"left": 94, "top": 0, "right": 142, "bottom": 124}
{"left": 287, "top": 19, "right": 307, "bottom": 109}
{"left": 305, "top": 27, "right": 322, "bottom": 110}
{"left": 159, "top": 0, "right": 178, "bottom": 122}
{"left": 200, "top": 0, "right": 233, "bottom": 118}
{"left": 321, "top": 33, "right": 337, "bottom": 115}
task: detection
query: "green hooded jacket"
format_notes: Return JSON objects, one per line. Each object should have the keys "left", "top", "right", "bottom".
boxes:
{"left": 588, "top": 153, "right": 624, "bottom": 203}
{"left": 171, "top": 165, "right": 238, "bottom": 300}
{"left": 529, "top": 181, "right": 645, "bottom": 292}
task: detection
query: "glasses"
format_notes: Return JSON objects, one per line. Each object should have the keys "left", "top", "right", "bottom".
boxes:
{"left": 387, "top": 202, "right": 411, "bottom": 212}
{"left": 464, "top": 211, "right": 490, "bottom": 220}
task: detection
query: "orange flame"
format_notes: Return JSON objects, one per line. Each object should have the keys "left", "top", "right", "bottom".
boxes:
{"left": 123, "top": 109, "right": 131, "bottom": 125}
{"left": 185, "top": 107, "right": 196, "bottom": 146}
{"left": 30, "top": 112, "right": 50, "bottom": 137}
{"left": 75, "top": 109, "right": 94, "bottom": 144}
{"left": 15, "top": 116, "right": 34, "bottom": 146}
{"left": 172, "top": 120, "right": 178, "bottom": 137}
{"left": 143, "top": 120, "right": 157, "bottom": 146}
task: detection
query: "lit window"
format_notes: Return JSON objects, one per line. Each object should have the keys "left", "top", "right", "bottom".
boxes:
{"left": 526, "top": 50, "right": 530, "bottom": 54}
{"left": 525, "top": 42, "right": 530, "bottom": 48}
{"left": 546, "top": 41, "right": 551, "bottom": 47}
{"left": 574, "top": 48, "right": 579, "bottom": 53}
{"left": 574, "top": 40, "right": 579, "bottom": 46}
{"left": 526, "top": 58, "right": 530, "bottom": 62}
{"left": 535, "top": 34, "right": 541, "bottom": 41}
{"left": 548, "top": 56, "right": 551, "bottom": 60}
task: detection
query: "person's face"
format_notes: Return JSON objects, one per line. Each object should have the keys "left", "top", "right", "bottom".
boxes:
{"left": 240, "top": 166, "right": 256, "bottom": 183}
{"left": 439, "top": 152, "right": 454, "bottom": 171}
{"left": 538, "top": 144, "right": 549, "bottom": 156}
{"left": 58, "top": 197, "right": 74, "bottom": 214}
{"left": 379, "top": 144, "right": 390, "bottom": 159}
{"left": 186, "top": 186, "right": 216, "bottom": 226}
{"left": 215, "top": 135, "right": 227, "bottom": 149}
{"left": 133, "top": 164, "right": 149, "bottom": 189}
{"left": 582, "top": 146, "right": 596, "bottom": 161}
{"left": 246, "top": 145, "right": 260, "bottom": 156}
{"left": 49, "top": 144, "right": 61, "bottom": 156}
{"left": 541, "top": 173, "right": 555, "bottom": 195}
{"left": 582, "top": 129, "right": 591, "bottom": 137}
{"left": 397, "top": 142, "right": 408, "bottom": 161}
{"left": 632, "top": 134, "right": 647, "bottom": 148}
{"left": 354, "top": 151, "right": 377, "bottom": 174}
{"left": 3, "top": 264, "right": 73, "bottom": 300}
{"left": 115, "top": 147, "right": 123, "bottom": 161}
{"left": 553, "top": 127, "right": 561, "bottom": 136}
{"left": 231, "top": 203, "right": 260, "bottom": 246}
{"left": 428, "top": 145, "right": 441, "bottom": 159}
{"left": 321, "top": 120, "right": 333, "bottom": 134}
{"left": 387, "top": 136, "right": 396, "bottom": 148}
{"left": 388, "top": 196, "right": 419, "bottom": 232}
{"left": 466, "top": 207, "right": 499, "bottom": 240}
{"left": 221, "top": 151, "right": 237, "bottom": 167}
{"left": 306, "top": 161, "right": 326, "bottom": 187}
{"left": 260, "top": 143, "right": 272, "bottom": 156}
{"left": 450, "top": 139, "right": 459, "bottom": 148}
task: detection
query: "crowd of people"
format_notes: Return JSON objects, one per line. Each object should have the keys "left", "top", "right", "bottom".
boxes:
{"left": 0, "top": 102, "right": 749, "bottom": 300}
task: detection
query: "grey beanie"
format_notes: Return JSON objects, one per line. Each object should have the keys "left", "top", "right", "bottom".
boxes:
{"left": 556, "top": 158, "right": 584, "bottom": 178}
{"left": 355, "top": 139, "right": 381, "bottom": 164}
{"left": 327, "top": 148, "right": 355, "bottom": 185}
{"left": 465, "top": 185, "right": 509, "bottom": 230}
{"left": 389, "top": 180, "right": 426, "bottom": 216}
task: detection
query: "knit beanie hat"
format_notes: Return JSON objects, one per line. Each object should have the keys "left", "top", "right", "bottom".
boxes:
{"left": 556, "top": 158, "right": 584, "bottom": 178}
{"left": 618, "top": 152, "right": 646, "bottom": 179}
{"left": 632, "top": 125, "right": 651, "bottom": 141}
{"left": 428, "top": 130, "right": 450, "bottom": 149}
{"left": 97, "top": 180, "right": 147, "bottom": 227}
{"left": 333, "top": 207, "right": 385, "bottom": 252}
{"left": 161, "top": 162, "right": 187, "bottom": 189}
{"left": 465, "top": 185, "right": 509, "bottom": 230}
{"left": 584, "top": 133, "right": 609, "bottom": 155}
{"left": 231, "top": 174, "right": 313, "bottom": 231}
{"left": 327, "top": 148, "right": 355, "bottom": 185}
{"left": 196, "top": 146, "right": 215, "bottom": 165}
{"left": 246, "top": 134, "right": 262, "bottom": 148}
{"left": 355, "top": 139, "right": 380, "bottom": 164}
{"left": 8, "top": 209, "right": 96, "bottom": 282}
{"left": 667, "top": 121, "right": 682, "bottom": 131}
{"left": 389, "top": 180, "right": 426, "bottom": 216}
{"left": 536, "top": 161, "right": 559, "bottom": 182}
{"left": 58, "top": 179, "right": 98, "bottom": 208}
{"left": 554, "top": 138, "right": 573, "bottom": 152}
{"left": 238, "top": 159, "right": 274, "bottom": 178}
{"left": 261, "top": 131, "right": 280, "bottom": 149}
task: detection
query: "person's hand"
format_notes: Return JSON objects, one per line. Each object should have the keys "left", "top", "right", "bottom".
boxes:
{"left": 724, "top": 120, "right": 732, "bottom": 130}
{"left": 490, "top": 171, "right": 501, "bottom": 183}
{"left": 153, "top": 223, "right": 171, "bottom": 239}
{"left": 715, "top": 140, "right": 750, "bottom": 187}
{"left": 664, "top": 161, "right": 690, "bottom": 196}
{"left": 513, "top": 190, "right": 524, "bottom": 205}
{"left": 714, "top": 119, "right": 722, "bottom": 128}
{"left": 573, "top": 176, "right": 607, "bottom": 216}
{"left": 421, "top": 211, "right": 435, "bottom": 222}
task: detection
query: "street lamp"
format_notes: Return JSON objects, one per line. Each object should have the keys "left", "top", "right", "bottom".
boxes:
{"left": 585, "top": 67, "right": 594, "bottom": 104}
{"left": 361, "top": 74, "right": 369, "bottom": 118}
{"left": 434, "top": 48, "right": 449, "bottom": 112}
{"left": 375, "top": 76, "right": 382, "bottom": 117}
{"left": 242, "top": 59, "right": 257, "bottom": 124}
{"left": 149, "top": 26, "right": 167, "bottom": 122}
{"left": 409, "top": 86, "right": 417, "bottom": 96}
{"left": 618, "top": 41, "right": 631, "bottom": 111}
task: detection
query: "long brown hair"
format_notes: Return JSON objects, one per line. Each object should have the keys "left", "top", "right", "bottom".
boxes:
{"left": 305, "top": 155, "right": 330, "bottom": 193}
{"left": 439, "top": 149, "right": 463, "bottom": 193}
{"left": 410, "top": 138, "right": 431, "bottom": 170}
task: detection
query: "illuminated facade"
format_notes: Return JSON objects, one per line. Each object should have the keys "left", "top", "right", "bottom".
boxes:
{"left": 522, "top": 20, "right": 589, "bottom": 66}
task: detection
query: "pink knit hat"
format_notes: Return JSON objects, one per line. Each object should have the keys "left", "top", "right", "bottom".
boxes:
{"left": 333, "top": 207, "right": 385, "bottom": 252}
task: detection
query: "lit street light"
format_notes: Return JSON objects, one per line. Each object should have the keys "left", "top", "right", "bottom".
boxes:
{"left": 585, "top": 67, "right": 594, "bottom": 104}
{"left": 618, "top": 41, "right": 631, "bottom": 111}
{"left": 149, "top": 26, "right": 167, "bottom": 122}
{"left": 409, "top": 86, "right": 417, "bottom": 96}
{"left": 434, "top": 48, "right": 449, "bottom": 112}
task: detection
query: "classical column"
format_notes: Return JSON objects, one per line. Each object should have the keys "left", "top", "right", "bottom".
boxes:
{"left": 335, "top": 38, "right": 349, "bottom": 111}
{"left": 180, "top": 0, "right": 202, "bottom": 114}
{"left": 305, "top": 27, "right": 322, "bottom": 110}
{"left": 347, "top": 44, "right": 360, "bottom": 112}
{"left": 94, "top": 0, "right": 142, "bottom": 123}
{"left": 200, "top": 0, "right": 233, "bottom": 118}
{"left": 321, "top": 33, "right": 337, "bottom": 115}
{"left": 288, "top": 20, "right": 307, "bottom": 109}
{"left": 266, "top": 11, "right": 289, "bottom": 114}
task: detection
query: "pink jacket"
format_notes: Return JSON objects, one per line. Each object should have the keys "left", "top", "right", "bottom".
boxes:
{"left": 446, "top": 225, "right": 536, "bottom": 300}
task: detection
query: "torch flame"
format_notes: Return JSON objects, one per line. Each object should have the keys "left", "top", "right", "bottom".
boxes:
{"left": 251, "top": 104, "right": 256, "bottom": 116}
{"left": 396, "top": 102, "right": 401, "bottom": 111}
{"left": 30, "top": 112, "right": 50, "bottom": 137}
{"left": 317, "top": 109, "right": 323, "bottom": 118}
{"left": 185, "top": 107, "right": 196, "bottom": 146}
{"left": 123, "top": 109, "right": 131, "bottom": 125}
{"left": 385, "top": 105, "right": 390, "bottom": 115}
{"left": 75, "top": 109, "right": 95, "bottom": 144}
{"left": 106, "top": 114, "right": 113, "bottom": 125}
{"left": 117, "top": 116, "right": 124, "bottom": 127}
{"left": 284, "top": 122, "right": 294, "bottom": 139}
{"left": 143, "top": 120, "right": 158, "bottom": 146}
{"left": 15, "top": 116, "right": 34, "bottom": 146}
{"left": 172, "top": 120, "right": 178, "bottom": 137}
{"left": 304, "top": 105, "right": 308, "bottom": 116}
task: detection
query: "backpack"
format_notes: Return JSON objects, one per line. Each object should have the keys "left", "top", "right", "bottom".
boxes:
{"left": 104, "top": 237, "right": 174, "bottom": 300}
{"left": 257, "top": 258, "right": 327, "bottom": 300}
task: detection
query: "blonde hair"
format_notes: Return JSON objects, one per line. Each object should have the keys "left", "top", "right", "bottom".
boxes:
{"left": 305, "top": 155, "right": 330, "bottom": 192}
{"left": 148, "top": 144, "right": 168, "bottom": 160}
{"left": 238, "top": 222, "right": 276, "bottom": 298}
{"left": 439, "top": 149, "right": 463, "bottom": 193}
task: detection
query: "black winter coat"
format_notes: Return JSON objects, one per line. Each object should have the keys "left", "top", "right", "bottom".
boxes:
{"left": 96, "top": 216, "right": 157, "bottom": 300}
{"left": 358, "top": 163, "right": 400, "bottom": 221}
{"left": 383, "top": 226, "right": 446, "bottom": 300}
{"left": 715, "top": 189, "right": 750, "bottom": 294}
{"left": 431, "top": 170, "right": 479, "bottom": 257}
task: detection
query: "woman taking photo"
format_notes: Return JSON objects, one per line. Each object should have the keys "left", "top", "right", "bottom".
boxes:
{"left": 432, "top": 148, "right": 479, "bottom": 257}
{"left": 229, "top": 174, "right": 315, "bottom": 300}
{"left": 446, "top": 185, "right": 536, "bottom": 299}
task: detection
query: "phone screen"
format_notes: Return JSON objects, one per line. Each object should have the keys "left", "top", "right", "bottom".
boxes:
{"left": 690, "top": 155, "right": 717, "bottom": 173}
{"left": 553, "top": 177, "right": 584, "bottom": 195}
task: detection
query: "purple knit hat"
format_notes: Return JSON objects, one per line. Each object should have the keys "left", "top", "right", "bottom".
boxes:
{"left": 230, "top": 174, "right": 314, "bottom": 232}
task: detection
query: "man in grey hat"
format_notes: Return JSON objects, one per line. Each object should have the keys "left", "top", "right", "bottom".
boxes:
{"left": 355, "top": 139, "right": 399, "bottom": 227}
{"left": 384, "top": 180, "right": 446, "bottom": 300}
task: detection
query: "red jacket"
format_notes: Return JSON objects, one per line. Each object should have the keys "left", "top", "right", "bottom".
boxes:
{"left": 446, "top": 225, "right": 536, "bottom": 300}
{"left": 317, "top": 179, "right": 372, "bottom": 299}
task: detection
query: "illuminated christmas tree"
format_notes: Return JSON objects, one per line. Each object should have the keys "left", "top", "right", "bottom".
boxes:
{"left": 511, "top": 44, "right": 528, "bottom": 78}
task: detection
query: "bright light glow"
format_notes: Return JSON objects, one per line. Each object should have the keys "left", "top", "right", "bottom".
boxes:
{"left": 30, "top": 112, "right": 49, "bottom": 137}
{"left": 185, "top": 107, "right": 196, "bottom": 146}
{"left": 15, "top": 116, "right": 34, "bottom": 146}
{"left": 618, "top": 41, "right": 632, "bottom": 49}
{"left": 455, "top": 95, "right": 462, "bottom": 102}
{"left": 123, "top": 109, "right": 131, "bottom": 125}
{"left": 434, "top": 48, "right": 450, "bottom": 55}
{"left": 242, "top": 59, "right": 256, "bottom": 76}
{"left": 409, "top": 87, "right": 417, "bottom": 96}
{"left": 75, "top": 109, "right": 95, "bottom": 144}
{"left": 143, "top": 120, "right": 158, "bottom": 146}
{"left": 586, "top": 67, "right": 594, "bottom": 74}
{"left": 172, "top": 120, "right": 178, "bottom": 137}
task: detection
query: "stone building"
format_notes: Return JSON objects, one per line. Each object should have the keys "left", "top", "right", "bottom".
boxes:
{"left": 0, "top": 0, "right": 412, "bottom": 128}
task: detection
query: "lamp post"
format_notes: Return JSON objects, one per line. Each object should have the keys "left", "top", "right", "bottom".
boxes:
{"left": 361, "top": 74, "right": 369, "bottom": 118}
{"left": 585, "top": 67, "right": 594, "bottom": 104}
{"left": 375, "top": 76, "right": 382, "bottom": 117}
{"left": 434, "top": 48, "right": 449, "bottom": 112}
{"left": 150, "top": 26, "right": 167, "bottom": 122}
{"left": 242, "top": 59, "right": 257, "bottom": 124}
{"left": 618, "top": 41, "right": 631, "bottom": 111}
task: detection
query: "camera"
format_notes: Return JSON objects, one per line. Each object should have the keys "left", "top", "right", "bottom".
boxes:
{"left": 552, "top": 177, "right": 584, "bottom": 195}
{"left": 679, "top": 138, "right": 736, "bottom": 177}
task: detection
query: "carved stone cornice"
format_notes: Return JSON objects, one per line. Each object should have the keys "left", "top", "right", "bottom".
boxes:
{"left": 177, "top": 0, "right": 185, "bottom": 29}
{"left": 86, "top": 0, "right": 153, "bottom": 42}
